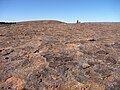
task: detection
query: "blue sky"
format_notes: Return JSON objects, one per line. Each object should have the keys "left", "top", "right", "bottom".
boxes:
{"left": 0, "top": 0, "right": 120, "bottom": 22}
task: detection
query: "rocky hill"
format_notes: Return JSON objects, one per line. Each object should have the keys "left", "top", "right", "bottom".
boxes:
{"left": 0, "top": 20, "right": 120, "bottom": 90}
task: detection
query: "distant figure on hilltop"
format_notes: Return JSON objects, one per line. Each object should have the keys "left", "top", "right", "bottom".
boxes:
{"left": 77, "top": 20, "right": 79, "bottom": 23}
{"left": 77, "top": 20, "right": 80, "bottom": 23}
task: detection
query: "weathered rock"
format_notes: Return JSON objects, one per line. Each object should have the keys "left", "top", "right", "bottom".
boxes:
{"left": 112, "top": 43, "right": 120, "bottom": 48}
{"left": 0, "top": 20, "right": 120, "bottom": 90}
{"left": 105, "top": 57, "right": 117, "bottom": 64}
{"left": 82, "top": 63, "right": 90, "bottom": 69}
{"left": 0, "top": 76, "right": 25, "bottom": 90}
{"left": 95, "top": 50, "right": 109, "bottom": 55}
{"left": 2, "top": 48, "right": 14, "bottom": 56}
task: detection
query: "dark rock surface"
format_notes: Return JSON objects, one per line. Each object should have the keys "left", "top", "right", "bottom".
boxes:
{"left": 0, "top": 20, "right": 120, "bottom": 90}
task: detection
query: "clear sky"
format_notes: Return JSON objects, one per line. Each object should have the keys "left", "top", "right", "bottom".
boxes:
{"left": 0, "top": 0, "right": 120, "bottom": 22}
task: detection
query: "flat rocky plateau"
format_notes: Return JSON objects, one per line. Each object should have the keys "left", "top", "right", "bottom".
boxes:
{"left": 0, "top": 20, "right": 120, "bottom": 90}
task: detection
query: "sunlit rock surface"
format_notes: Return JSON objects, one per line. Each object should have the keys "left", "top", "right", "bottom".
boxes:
{"left": 0, "top": 20, "right": 120, "bottom": 90}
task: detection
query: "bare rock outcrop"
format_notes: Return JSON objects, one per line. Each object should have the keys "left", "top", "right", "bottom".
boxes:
{"left": 0, "top": 20, "right": 120, "bottom": 90}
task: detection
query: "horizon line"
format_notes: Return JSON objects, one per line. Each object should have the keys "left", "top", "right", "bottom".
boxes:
{"left": 0, "top": 20, "right": 120, "bottom": 23}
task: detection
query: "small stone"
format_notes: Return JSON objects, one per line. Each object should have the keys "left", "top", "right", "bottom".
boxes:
{"left": 95, "top": 50, "right": 109, "bottom": 55}
{"left": 105, "top": 57, "right": 117, "bottom": 64}
{"left": 104, "top": 44, "right": 110, "bottom": 47}
{"left": 113, "top": 43, "right": 120, "bottom": 48}
{"left": 2, "top": 48, "right": 14, "bottom": 56}
{"left": 82, "top": 63, "right": 90, "bottom": 69}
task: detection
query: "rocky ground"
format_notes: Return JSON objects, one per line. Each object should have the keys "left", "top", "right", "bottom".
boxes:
{"left": 0, "top": 20, "right": 120, "bottom": 90}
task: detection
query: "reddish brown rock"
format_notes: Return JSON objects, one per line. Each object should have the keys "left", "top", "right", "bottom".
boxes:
{"left": 0, "top": 20, "right": 120, "bottom": 90}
